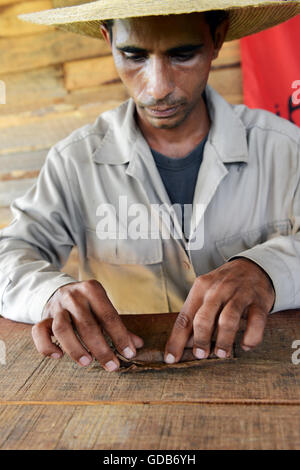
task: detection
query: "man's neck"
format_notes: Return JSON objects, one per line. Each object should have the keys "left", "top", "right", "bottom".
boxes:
{"left": 136, "top": 96, "right": 211, "bottom": 158}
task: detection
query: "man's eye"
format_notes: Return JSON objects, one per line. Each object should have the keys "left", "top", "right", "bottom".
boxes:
{"left": 125, "top": 54, "right": 146, "bottom": 63}
{"left": 172, "top": 53, "right": 195, "bottom": 62}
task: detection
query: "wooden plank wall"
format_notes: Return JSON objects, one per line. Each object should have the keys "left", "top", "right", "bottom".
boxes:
{"left": 0, "top": 0, "right": 243, "bottom": 233}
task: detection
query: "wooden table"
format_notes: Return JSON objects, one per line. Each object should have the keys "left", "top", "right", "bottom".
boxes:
{"left": 0, "top": 311, "right": 299, "bottom": 450}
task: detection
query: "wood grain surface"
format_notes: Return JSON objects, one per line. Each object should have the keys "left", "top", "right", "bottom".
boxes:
{"left": 0, "top": 310, "right": 299, "bottom": 449}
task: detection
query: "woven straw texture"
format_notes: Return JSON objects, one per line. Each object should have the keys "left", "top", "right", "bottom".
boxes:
{"left": 18, "top": 0, "right": 300, "bottom": 41}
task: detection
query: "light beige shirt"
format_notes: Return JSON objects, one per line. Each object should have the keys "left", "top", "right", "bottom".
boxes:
{"left": 1, "top": 85, "right": 300, "bottom": 324}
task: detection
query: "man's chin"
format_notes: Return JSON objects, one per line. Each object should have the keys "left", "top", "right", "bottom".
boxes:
{"left": 146, "top": 114, "right": 187, "bottom": 130}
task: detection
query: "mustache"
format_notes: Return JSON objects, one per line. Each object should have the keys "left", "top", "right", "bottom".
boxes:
{"left": 138, "top": 98, "right": 186, "bottom": 108}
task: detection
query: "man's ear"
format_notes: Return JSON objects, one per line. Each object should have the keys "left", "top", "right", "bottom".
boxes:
{"left": 100, "top": 23, "right": 112, "bottom": 48}
{"left": 212, "top": 18, "right": 229, "bottom": 60}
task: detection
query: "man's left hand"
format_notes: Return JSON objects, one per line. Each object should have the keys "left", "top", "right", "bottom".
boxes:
{"left": 164, "top": 258, "right": 275, "bottom": 363}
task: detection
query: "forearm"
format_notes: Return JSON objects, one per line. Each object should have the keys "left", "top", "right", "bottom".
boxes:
{"left": 0, "top": 238, "right": 76, "bottom": 324}
{"left": 228, "top": 234, "right": 300, "bottom": 312}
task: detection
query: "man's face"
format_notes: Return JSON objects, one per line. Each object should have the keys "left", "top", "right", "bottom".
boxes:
{"left": 101, "top": 14, "right": 227, "bottom": 130}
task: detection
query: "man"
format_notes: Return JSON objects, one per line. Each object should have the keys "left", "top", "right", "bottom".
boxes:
{"left": 1, "top": 0, "right": 299, "bottom": 372}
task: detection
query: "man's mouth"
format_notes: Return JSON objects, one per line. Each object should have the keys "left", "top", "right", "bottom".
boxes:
{"left": 145, "top": 105, "right": 181, "bottom": 118}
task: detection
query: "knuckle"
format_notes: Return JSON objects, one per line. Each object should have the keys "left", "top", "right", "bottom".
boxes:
{"left": 31, "top": 323, "right": 42, "bottom": 338}
{"left": 218, "top": 311, "right": 240, "bottom": 331}
{"left": 204, "top": 289, "right": 219, "bottom": 303}
{"left": 220, "top": 277, "right": 236, "bottom": 293}
{"left": 175, "top": 311, "right": 190, "bottom": 330}
{"left": 100, "top": 309, "right": 117, "bottom": 325}
{"left": 82, "top": 279, "right": 98, "bottom": 292}
{"left": 193, "top": 315, "right": 211, "bottom": 335}
{"left": 229, "top": 297, "right": 243, "bottom": 311}
{"left": 52, "top": 319, "right": 68, "bottom": 337}
{"left": 195, "top": 274, "right": 210, "bottom": 289}
{"left": 78, "top": 318, "right": 96, "bottom": 331}
{"left": 62, "top": 290, "right": 76, "bottom": 304}
{"left": 254, "top": 308, "right": 267, "bottom": 323}
{"left": 83, "top": 279, "right": 105, "bottom": 295}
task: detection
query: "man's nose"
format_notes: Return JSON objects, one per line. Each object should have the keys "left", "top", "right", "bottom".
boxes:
{"left": 146, "top": 56, "right": 175, "bottom": 102}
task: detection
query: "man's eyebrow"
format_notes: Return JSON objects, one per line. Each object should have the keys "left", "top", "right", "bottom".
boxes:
{"left": 166, "top": 44, "right": 204, "bottom": 54}
{"left": 116, "top": 46, "right": 147, "bottom": 53}
{"left": 116, "top": 44, "right": 204, "bottom": 54}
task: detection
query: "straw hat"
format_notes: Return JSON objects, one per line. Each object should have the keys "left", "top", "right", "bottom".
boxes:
{"left": 18, "top": 0, "right": 300, "bottom": 42}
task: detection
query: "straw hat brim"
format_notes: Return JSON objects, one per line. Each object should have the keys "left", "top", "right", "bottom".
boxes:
{"left": 18, "top": 0, "right": 300, "bottom": 41}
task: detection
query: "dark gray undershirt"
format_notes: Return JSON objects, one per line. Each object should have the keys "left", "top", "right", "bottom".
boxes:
{"left": 151, "top": 133, "right": 208, "bottom": 239}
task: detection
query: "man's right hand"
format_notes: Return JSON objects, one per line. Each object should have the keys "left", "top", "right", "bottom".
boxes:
{"left": 31, "top": 280, "right": 144, "bottom": 372}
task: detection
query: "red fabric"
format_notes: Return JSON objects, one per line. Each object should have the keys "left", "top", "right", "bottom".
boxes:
{"left": 241, "top": 16, "right": 300, "bottom": 126}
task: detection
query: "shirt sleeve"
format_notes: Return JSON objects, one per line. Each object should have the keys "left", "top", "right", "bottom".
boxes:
{"left": 227, "top": 147, "right": 300, "bottom": 313}
{"left": 0, "top": 146, "right": 79, "bottom": 324}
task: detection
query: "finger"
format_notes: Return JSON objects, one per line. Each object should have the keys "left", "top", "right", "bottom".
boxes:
{"left": 52, "top": 309, "right": 95, "bottom": 368}
{"left": 63, "top": 297, "right": 123, "bottom": 371}
{"left": 192, "top": 297, "right": 223, "bottom": 359}
{"left": 164, "top": 308, "right": 194, "bottom": 363}
{"left": 164, "top": 276, "right": 211, "bottom": 364}
{"left": 130, "top": 331, "right": 144, "bottom": 349}
{"left": 88, "top": 285, "right": 142, "bottom": 359}
{"left": 164, "top": 279, "right": 207, "bottom": 363}
{"left": 241, "top": 304, "right": 267, "bottom": 351}
{"left": 214, "top": 299, "right": 244, "bottom": 358}
{"left": 32, "top": 318, "right": 63, "bottom": 359}
{"left": 186, "top": 335, "right": 194, "bottom": 348}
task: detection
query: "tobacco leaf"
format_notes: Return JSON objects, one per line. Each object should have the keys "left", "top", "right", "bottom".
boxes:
{"left": 94, "top": 313, "right": 236, "bottom": 373}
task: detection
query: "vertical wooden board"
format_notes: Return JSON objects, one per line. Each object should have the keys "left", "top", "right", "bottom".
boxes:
{"left": 208, "top": 66, "right": 243, "bottom": 104}
{"left": 213, "top": 39, "right": 241, "bottom": 68}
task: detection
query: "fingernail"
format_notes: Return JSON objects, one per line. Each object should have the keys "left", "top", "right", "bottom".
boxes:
{"left": 105, "top": 360, "right": 118, "bottom": 372}
{"left": 51, "top": 353, "right": 61, "bottom": 359}
{"left": 165, "top": 353, "right": 176, "bottom": 364}
{"left": 122, "top": 347, "right": 135, "bottom": 359}
{"left": 242, "top": 345, "right": 251, "bottom": 351}
{"left": 216, "top": 349, "right": 227, "bottom": 359}
{"left": 195, "top": 348, "right": 206, "bottom": 359}
{"left": 79, "top": 355, "right": 91, "bottom": 366}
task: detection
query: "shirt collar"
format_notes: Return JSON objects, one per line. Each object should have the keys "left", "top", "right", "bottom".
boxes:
{"left": 205, "top": 84, "right": 248, "bottom": 164}
{"left": 92, "top": 84, "right": 248, "bottom": 165}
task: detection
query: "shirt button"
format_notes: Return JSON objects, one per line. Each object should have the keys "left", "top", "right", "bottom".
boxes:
{"left": 182, "top": 261, "right": 190, "bottom": 270}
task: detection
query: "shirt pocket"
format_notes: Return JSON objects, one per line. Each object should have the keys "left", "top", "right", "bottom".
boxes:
{"left": 215, "top": 219, "right": 292, "bottom": 262}
{"left": 84, "top": 229, "right": 169, "bottom": 315}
